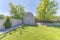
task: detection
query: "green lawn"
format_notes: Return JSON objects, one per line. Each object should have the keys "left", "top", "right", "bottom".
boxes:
{"left": 0, "top": 25, "right": 60, "bottom": 40}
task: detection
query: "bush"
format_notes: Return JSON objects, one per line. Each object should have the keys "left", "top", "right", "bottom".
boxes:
{"left": 3, "top": 17, "right": 11, "bottom": 29}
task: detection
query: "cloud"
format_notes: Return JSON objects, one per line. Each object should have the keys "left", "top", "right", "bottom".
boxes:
{"left": 0, "top": 12, "right": 10, "bottom": 16}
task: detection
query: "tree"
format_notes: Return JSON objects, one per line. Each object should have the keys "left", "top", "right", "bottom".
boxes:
{"left": 3, "top": 17, "right": 11, "bottom": 29}
{"left": 9, "top": 3, "right": 25, "bottom": 19}
{"left": 36, "top": 0, "right": 57, "bottom": 22}
{"left": 0, "top": 15, "right": 4, "bottom": 19}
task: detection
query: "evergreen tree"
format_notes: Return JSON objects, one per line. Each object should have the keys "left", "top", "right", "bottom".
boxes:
{"left": 3, "top": 17, "right": 11, "bottom": 29}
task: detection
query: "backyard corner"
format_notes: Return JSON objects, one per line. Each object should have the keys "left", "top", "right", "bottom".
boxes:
{"left": 0, "top": 0, "right": 60, "bottom": 40}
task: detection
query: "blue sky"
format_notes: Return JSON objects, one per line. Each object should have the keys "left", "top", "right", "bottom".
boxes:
{"left": 0, "top": 0, "right": 60, "bottom": 16}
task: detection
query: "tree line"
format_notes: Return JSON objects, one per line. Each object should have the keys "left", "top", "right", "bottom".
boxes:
{"left": 0, "top": 0, "right": 59, "bottom": 23}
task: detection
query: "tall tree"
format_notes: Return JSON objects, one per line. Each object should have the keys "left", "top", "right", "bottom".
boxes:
{"left": 36, "top": 0, "right": 57, "bottom": 22}
{"left": 9, "top": 3, "right": 25, "bottom": 19}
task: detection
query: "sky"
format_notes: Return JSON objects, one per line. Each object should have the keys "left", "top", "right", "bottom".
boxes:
{"left": 0, "top": 0, "right": 60, "bottom": 16}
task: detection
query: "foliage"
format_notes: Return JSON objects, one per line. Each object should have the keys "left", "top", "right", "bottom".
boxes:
{"left": 3, "top": 17, "right": 11, "bottom": 29}
{"left": 51, "top": 16, "right": 60, "bottom": 23}
{"left": 36, "top": 0, "right": 57, "bottom": 22}
{"left": 0, "top": 15, "right": 4, "bottom": 19}
{"left": 9, "top": 3, "right": 25, "bottom": 19}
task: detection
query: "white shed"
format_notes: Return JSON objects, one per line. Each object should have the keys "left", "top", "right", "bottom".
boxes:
{"left": 23, "top": 12, "right": 35, "bottom": 25}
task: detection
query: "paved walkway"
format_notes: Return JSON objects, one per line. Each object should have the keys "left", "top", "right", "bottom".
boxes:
{"left": 0, "top": 24, "right": 23, "bottom": 34}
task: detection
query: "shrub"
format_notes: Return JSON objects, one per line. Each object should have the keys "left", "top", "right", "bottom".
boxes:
{"left": 3, "top": 17, "right": 11, "bottom": 29}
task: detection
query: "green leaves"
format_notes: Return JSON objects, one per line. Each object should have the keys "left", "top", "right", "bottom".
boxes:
{"left": 36, "top": 0, "right": 57, "bottom": 22}
{"left": 9, "top": 3, "right": 25, "bottom": 19}
{"left": 3, "top": 17, "right": 11, "bottom": 29}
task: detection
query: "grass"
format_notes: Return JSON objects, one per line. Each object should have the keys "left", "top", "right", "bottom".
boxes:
{"left": 0, "top": 25, "right": 60, "bottom": 40}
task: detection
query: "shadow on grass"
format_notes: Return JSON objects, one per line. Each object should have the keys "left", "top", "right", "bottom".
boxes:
{"left": 22, "top": 24, "right": 38, "bottom": 27}
{"left": 0, "top": 33, "right": 7, "bottom": 40}
{"left": 0, "top": 24, "right": 38, "bottom": 39}
{"left": 21, "top": 25, "right": 37, "bottom": 29}
{"left": 19, "top": 24, "right": 38, "bottom": 35}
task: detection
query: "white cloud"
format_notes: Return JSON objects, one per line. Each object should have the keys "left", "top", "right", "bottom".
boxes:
{"left": 0, "top": 12, "right": 11, "bottom": 16}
